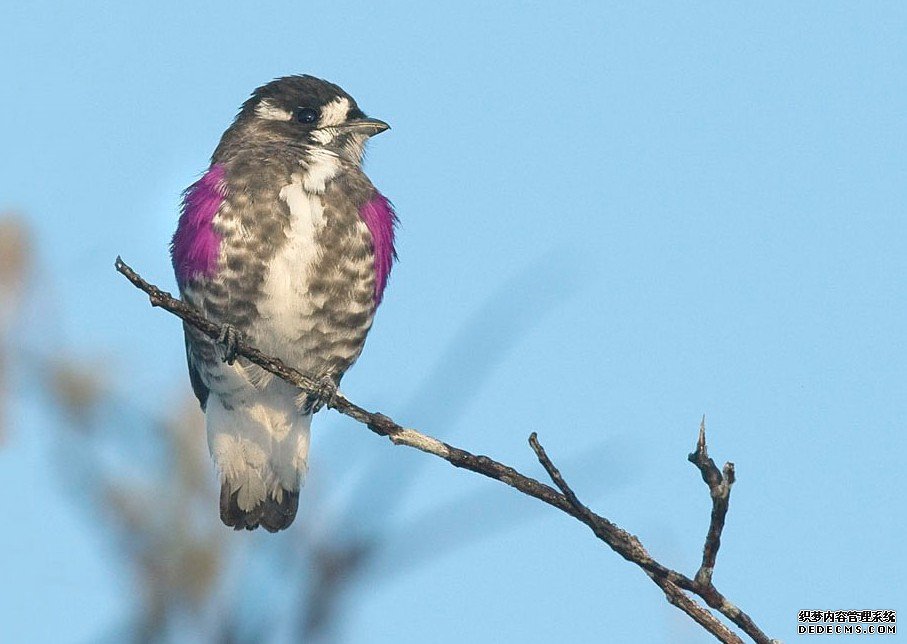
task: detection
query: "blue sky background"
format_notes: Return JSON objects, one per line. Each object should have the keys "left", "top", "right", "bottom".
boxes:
{"left": 2, "top": 2, "right": 905, "bottom": 642}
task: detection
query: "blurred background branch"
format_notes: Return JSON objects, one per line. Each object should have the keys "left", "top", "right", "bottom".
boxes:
{"left": 0, "top": 214, "right": 31, "bottom": 445}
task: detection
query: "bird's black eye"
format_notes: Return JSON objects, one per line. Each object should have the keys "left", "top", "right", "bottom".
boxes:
{"left": 294, "top": 107, "right": 319, "bottom": 124}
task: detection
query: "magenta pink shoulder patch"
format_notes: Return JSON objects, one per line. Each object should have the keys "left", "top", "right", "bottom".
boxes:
{"left": 359, "top": 191, "right": 398, "bottom": 305}
{"left": 171, "top": 165, "right": 226, "bottom": 288}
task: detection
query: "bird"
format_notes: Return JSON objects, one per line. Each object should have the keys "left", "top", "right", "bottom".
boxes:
{"left": 170, "top": 75, "right": 397, "bottom": 532}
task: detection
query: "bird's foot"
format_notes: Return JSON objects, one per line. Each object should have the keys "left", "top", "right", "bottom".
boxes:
{"left": 309, "top": 374, "right": 339, "bottom": 413}
{"left": 217, "top": 324, "right": 242, "bottom": 365}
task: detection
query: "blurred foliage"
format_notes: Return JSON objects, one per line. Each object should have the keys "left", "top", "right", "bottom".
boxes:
{"left": 0, "top": 213, "right": 32, "bottom": 444}
{"left": 48, "top": 357, "right": 107, "bottom": 428}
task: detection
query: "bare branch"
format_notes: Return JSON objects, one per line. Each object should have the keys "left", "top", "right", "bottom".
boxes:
{"left": 115, "top": 257, "right": 777, "bottom": 644}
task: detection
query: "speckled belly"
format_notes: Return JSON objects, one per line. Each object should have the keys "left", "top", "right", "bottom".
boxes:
{"left": 252, "top": 178, "right": 376, "bottom": 380}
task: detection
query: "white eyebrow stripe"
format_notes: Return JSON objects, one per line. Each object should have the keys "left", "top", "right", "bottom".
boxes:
{"left": 319, "top": 96, "right": 350, "bottom": 127}
{"left": 255, "top": 99, "right": 292, "bottom": 121}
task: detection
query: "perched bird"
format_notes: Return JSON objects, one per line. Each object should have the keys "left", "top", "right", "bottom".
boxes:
{"left": 171, "top": 75, "right": 396, "bottom": 532}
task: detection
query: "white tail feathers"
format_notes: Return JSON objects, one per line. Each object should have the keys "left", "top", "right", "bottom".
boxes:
{"left": 205, "top": 380, "right": 312, "bottom": 531}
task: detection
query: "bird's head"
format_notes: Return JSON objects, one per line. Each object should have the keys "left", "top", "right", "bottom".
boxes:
{"left": 217, "top": 75, "right": 389, "bottom": 165}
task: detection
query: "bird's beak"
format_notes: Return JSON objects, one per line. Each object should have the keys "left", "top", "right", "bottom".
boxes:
{"left": 341, "top": 117, "right": 390, "bottom": 137}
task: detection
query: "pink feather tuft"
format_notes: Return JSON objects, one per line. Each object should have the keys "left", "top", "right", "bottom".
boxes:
{"left": 171, "top": 165, "right": 227, "bottom": 287}
{"left": 359, "top": 191, "right": 398, "bottom": 305}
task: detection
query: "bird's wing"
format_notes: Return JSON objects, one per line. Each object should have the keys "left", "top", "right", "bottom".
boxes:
{"left": 184, "top": 330, "right": 210, "bottom": 411}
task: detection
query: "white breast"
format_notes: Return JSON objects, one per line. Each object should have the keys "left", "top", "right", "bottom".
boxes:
{"left": 255, "top": 173, "right": 324, "bottom": 364}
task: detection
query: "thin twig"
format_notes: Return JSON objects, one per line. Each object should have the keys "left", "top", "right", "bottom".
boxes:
{"left": 688, "top": 416, "right": 736, "bottom": 589}
{"left": 529, "top": 432, "right": 744, "bottom": 644}
{"left": 115, "top": 257, "right": 776, "bottom": 644}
